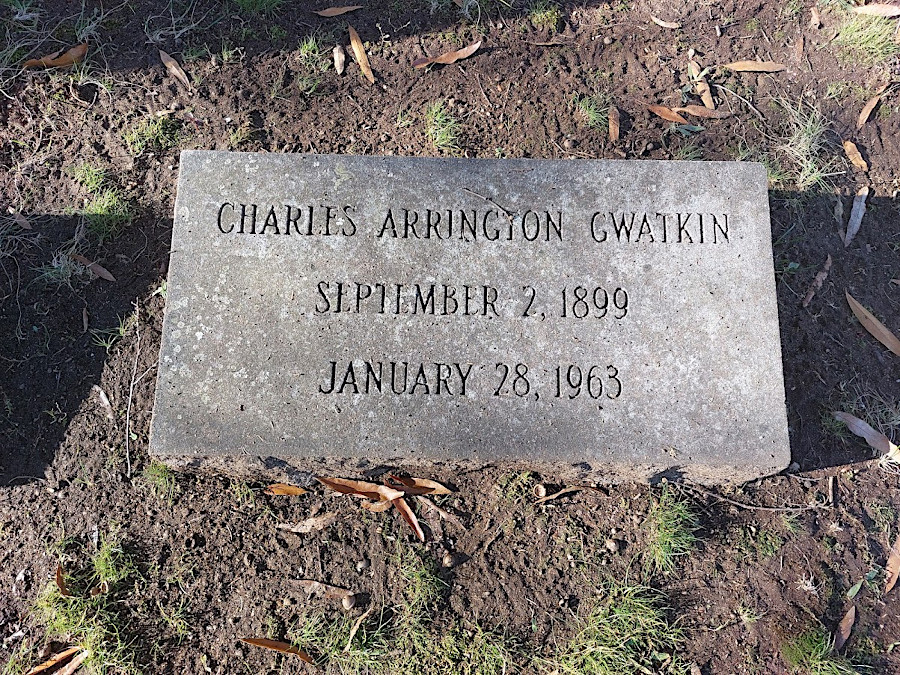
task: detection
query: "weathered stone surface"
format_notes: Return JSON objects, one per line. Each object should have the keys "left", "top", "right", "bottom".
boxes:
{"left": 150, "top": 151, "right": 790, "bottom": 484}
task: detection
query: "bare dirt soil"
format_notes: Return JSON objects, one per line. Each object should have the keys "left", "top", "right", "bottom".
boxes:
{"left": 2, "top": 0, "right": 900, "bottom": 673}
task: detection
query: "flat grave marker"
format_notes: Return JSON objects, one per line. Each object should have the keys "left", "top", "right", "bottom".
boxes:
{"left": 150, "top": 151, "right": 790, "bottom": 483}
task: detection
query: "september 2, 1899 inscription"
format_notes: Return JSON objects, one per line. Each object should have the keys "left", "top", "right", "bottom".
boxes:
{"left": 150, "top": 152, "right": 790, "bottom": 484}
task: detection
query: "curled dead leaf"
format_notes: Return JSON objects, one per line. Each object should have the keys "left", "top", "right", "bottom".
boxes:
{"left": 361, "top": 499, "right": 394, "bottom": 512}
{"left": 265, "top": 483, "right": 307, "bottom": 496}
{"left": 55, "top": 563, "right": 72, "bottom": 597}
{"left": 886, "top": 532, "right": 900, "bottom": 593}
{"left": 23, "top": 43, "right": 87, "bottom": 69}
{"left": 834, "top": 411, "right": 899, "bottom": 458}
{"left": 608, "top": 104, "right": 620, "bottom": 142}
{"left": 392, "top": 496, "right": 425, "bottom": 542}
{"left": 842, "top": 140, "right": 868, "bottom": 172}
{"left": 647, "top": 104, "right": 688, "bottom": 124}
{"left": 333, "top": 45, "right": 346, "bottom": 75}
{"left": 240, "top": 638, "right": 314, "bottom": 663}
{"left": 843, "top": 186, "right": 869, "bottom": 247}
{"left": 413, "top": 40, "right": 481, "bottom": 69}
{"left": 313, "top": 5, "right": 363, "bottom": 16}
{"left": 845, "top": 291, "right": 900, "bottom": 357}
{"left": 688, "top": 59, "right": 715, "bottom": 110}
{"left": 159, "top": 50, "right": 191, "bottom": 91}
{"left": 385, "top": 475, "right": 452, "bottom": 495}
{"left": 348, "top": 24, "right": 375, "bottom": 84}
{"left": 857, "top": 85, "right": 888, "bottom": 129}
{"left": 11, "top": 211, "right": 31, "bottom": 229}
{"left": 276, "top": 512, "right": 338, "bottom": 533}
{"left": 834, "top": 605, "right": 856, "bottom": 651}
{"left": 672, "top": 105, "right": 730, "bottom": 119}
{"left": 802, "top": 255, "right": 832, "bottom": 308}
{"left": 854, "top": 3, "right": 900, "bottom": 16}
{"left": 722, "top": 60, "right": 785, "bottom": 72}
{"left": 650, "top": 15, "right": 681, "bottom": 29}
{"left": 318, "top": 476, "right": 404, "bottom": 501}
{"left": 70, "top": 253, "right": 116, "bottom": 282}
{"left": 24, "top": 646, "right": 81, "bottom": 675}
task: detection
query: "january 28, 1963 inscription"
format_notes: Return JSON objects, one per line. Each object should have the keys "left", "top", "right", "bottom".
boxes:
{"left": 150, "top": 152, "right": 790, "bottom": 484}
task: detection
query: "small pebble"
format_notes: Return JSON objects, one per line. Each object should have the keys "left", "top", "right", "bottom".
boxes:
{"left": 342, "top": 594, "right": 356, "bottom": 610}
{"left": 442, "top": 552, "right": 455, "bottom": 567}
{"left": 604, "top": 538, "right": 619, "bottom": 554}
{"left": 533, "top": 484, "right": 547, "bottom": 498}
{"left": 356, "top": 558, "right": 370, "bottom": 572}
{"left": 603, "top": 36, "right": 613, "bottom": 45}
{"left": 563, "top": 138, "right": 576, "bottom": 150}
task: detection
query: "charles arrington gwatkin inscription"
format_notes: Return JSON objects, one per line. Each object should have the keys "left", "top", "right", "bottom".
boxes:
{"left": 150, "top": 152, "right": 790, "bottom": 484}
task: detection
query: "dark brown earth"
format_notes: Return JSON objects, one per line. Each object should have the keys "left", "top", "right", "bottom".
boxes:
{"left": 2, "top": 0, "right": 900, "bottom": 672}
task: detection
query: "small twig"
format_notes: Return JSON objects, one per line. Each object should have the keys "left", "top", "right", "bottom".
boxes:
{"left": 462, "top": 187, "right": 515, "bottom": 224}
{"left": 712, "top": 83, "right": 765, "bottom": 121}
{"left": 125, "top": 304, "right": 142, "bottom": 479}
{"left": 474, "top": 71, "right": 492, "bottom": 108}
{"left": 344, "top": 606, "right": 374, "bottom": 652}
{"left": 680, "top": 482, "right": 831, "bottom": 512}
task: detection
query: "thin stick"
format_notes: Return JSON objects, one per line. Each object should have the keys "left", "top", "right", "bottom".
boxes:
{"left": 125, "top": 304, "right": 141, "bottom": 478}
{"left": 679, "top": 482, "right": 830, "bottom": 513}
{"left": 344, "top": 606, "right": 374, "bottom": 652}
{"left": 712, "top": 84, "right": 765, "bottom": 121}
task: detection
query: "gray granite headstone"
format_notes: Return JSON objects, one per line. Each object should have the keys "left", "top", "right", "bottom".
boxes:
{"left": 150, "top": 151, "right": 790, "bottom": 484}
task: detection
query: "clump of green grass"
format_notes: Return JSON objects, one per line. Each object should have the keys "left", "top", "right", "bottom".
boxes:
{"left": 548, "top": 580, "right": 686, "bottom": 674}
{"left": 233, "top": 0, "right": 282, "bottom": 14}
{"left": 835, "top": 15, "right": 900, "bottom": 66}
{"left": 528, "top": 0, "right": 561, "bottom": 31}
{"left": 291, "top": 610, "right": 391, "bottom": 673}
{"left": 573, "top": 94, "right": 608, "bottom": 130}
{"left": 782, "top": 627, "right": 860, "bottom": 674}
{"left": 72, "top": 163, "right": 133, "bottom": 241}
{"left": 123, "top": 116, "right": 182, "bottom": 155}
{"left": 425, "top": 101, "right": 461, "bottom": 155}
{"left": 775, "top": 99, "right": 843, "bottom": 192}
{"left": 33, "top": 249, "right": 84, "bottom": 289}
{"left": 142, "top": 461, "right": 179, "bottom": 503}
{"left": 643, "top": 485, "right": 698, "bottom": 575}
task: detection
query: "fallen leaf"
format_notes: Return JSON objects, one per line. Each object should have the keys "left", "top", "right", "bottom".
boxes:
{"left": 92, "top": 384, "right": 113, "bottom": 420}
{"left": 847, "top": 578, "right": 864, "bottom": 599}
{"left": 810, "top": 6, "right": 821, "bottom": 29}
{"left": 843, "top": 186, "right": 869, "bottom": 247}
{"left": 385, "top": 475, "right": 452, "bottom": 495}
{"left": 56, "top": 650, "right": 89, "bottom": 675}
{"left": 318, "top": 476, "right": 403, "bottom": 502}
{"left": 159, "top": 50, "right": 191, "bottom": 91}
{"left": 82, "top": 307, "right": 89, "bottom": 333}
{"left": 647, "top": 104, "right": 688, "bottom": 124}
{"left": 55, "top": 563, "right": 72, "bottom": 597}
{"left": 886, "top": 532, "right": 900, "bottom": 593}
{"left": 392, "top": 496, "right": 425, "bottom": 542}
{"left": 360, "top": 499, "right": 394, "bottom": 513}
{"left": 23, "top": 43, "right": 88, "bottom": 69}
{"left": 845, "top": 291, "right": 900, "bottom": 357}
{"left": 688, "top": 59, "right": 715, "bottom": 109}
{"left": 70, "top": 253, "right": 116, "bottom": 282}
{"left": 24, "top": 646, "right": 81, "bottom": 675}
{"left": 854, "top": 3, "right": 900, "bottom": 16}
{"left": 265, "top": 483, "right": 307, "bottom": 496}
{"left": 348, "top": 24, "right": 374, "bottom": 84}
{"left": 892, "top": 279, "right": 900, "bottom": 287}
{"left": 650, "top": 15, "right": 681, "bottom": 29}
{"left": 843, "top": 140, "right": 868, "bottom": 171}
{"left": 276, "top": 513, "right": 337, "bottom": 533}
{"left": 834, "top": 411, "right": 899, "bottom": 457}
{"left": 313, "top": 5, "right": 363, "bottom": 16}
{"left": 834, "top": 605, "right": 856, "bottom": 651}
{"left": 608, "top": 105, "right": 620, "bottom": 142}
{"left": 802, "top": 254, "right": 832, "bottom": 308}
{"left": 333, "top": 45, "right": 346, "bottom": 75}
{"left": 723, "top": 60, "right": 785, "bottom": 72}
{"left": 794, "top": 34, "right": 805, "bottom": 61}
{"left": 11, "top": 211, "right": 31, "bottom": 229}
{"left": 672, "top": 105, "right": 731, "bottom": 119}
{"left": 240, "top": 638, "right": 314, "bottom": 663}
{"left": 344, "top": 606, "right": 374, "bottom": 652}
{"left": 295, "top": 579, "right": 354, "bottom": 602}
{"left": 412, "top": 40, "right": 481, "bottom": 68}
{"left": 89, "top": 581, "right": 109, "bottom": 597}
{"left": 857, "top": 85, "right": 888, "bottom": 129}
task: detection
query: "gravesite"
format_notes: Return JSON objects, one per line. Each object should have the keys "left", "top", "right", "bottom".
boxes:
{"left": 1, "top": 1, "right": 899, "bottom": 673}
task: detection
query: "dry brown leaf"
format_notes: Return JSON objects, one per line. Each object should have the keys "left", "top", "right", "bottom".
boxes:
{"left": 846, "top": 291, "right": 900, "bottom": 357}
{"left": 344, "top": 606, "right": 374, "bottom": 652}
{"left": 834, "top": 605, "right": 856, "bottom": 651}
{"left": 392, "top": 496, "right": 425, "bottom": 542}
{"left": 56, "top": 650, "right": 89, "bottom": 675}
{"left": 844, "top": 186, "right": 869, "bottom": 247}
{"left": 82, "top": 307, "right": 89, "bottom": 333}
{"left": 240, "top": 638, "right": 314, "bottom": 663}
{"left": 833, "top": 411, "right": 898, "bottom": 456}
{"left": 318, "top": 476, "right": 404, "bottom": 501}
{"left": 70, "top": 253, "right": 116, "bottom": 282}
{"left": 55, "top": 563, "right": 72, "bottom": 597}
{"left": 647, "top": 104, "right": 688, "bottom": 124}
{"left": 857, "top": 86, "right": 888, "bottom": 129}
{"left": 313, "top": 5, "right": 363, "bottom": 16}
{"left": 886, "top": 532, "right": 900, "bottom": 593}
{"left": 802, "top": 255, "right": 832, "bottom": 308}
{"left": 412, "top": 40, "right": 481, "bottom": 69}
{"left": 348, "top": 25, "right": 374, "bottom": 84}
{"left": 11, "top": 211, "right": 31, "bottom": 229}
{"left": 385, "top": 475, "right": 452, "bottom": 495}
{"left": 843, "top": 140, "right": 868, "bottom": 171}
{"left": 295, "top": 579, "right": 353, "bottom": 601}
{"left": 159, "top": 50, "right": 191, "bottom": 91}
{"left": 333, "top": 45, "right": 346, "bottom": 75}
{"left": 810, "top": 6, "right": 821, "bottom": 29}
{"left": 672, "top": 105, "right": 731, "bottom": 119}
{"left": 608, "top": 105, "right": 620, "bottom": 142}
{"left": 265, "top": 483, "right": 307, "bottom": 496}
{"left": 89, "top": 581, "right": 109, "bottom": 597}
{"left": 650, "top": 15, "right": 681, "bottom": 29}
{"left": 688, "top": 59, "right": 715, "bottom": 109}
{"left": 360, "top": 499, "right": 394, "bottom": 513}
{"left": 23, "top": 43, "right": 88, "bottom": 69}
{"left": 276, "top": 513, "right": 338, "bottom": 533}
{"left": 892, "top": 279, "right": 900, "bottom": 286}
{"left": 24, "top": 646, "right": 81, "bottom": 675}
{"left": 854, "top": 3, "right": 900, "bottom": 16}
{"left": 723, "top": 60, "right": 786, "bottom": 72}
